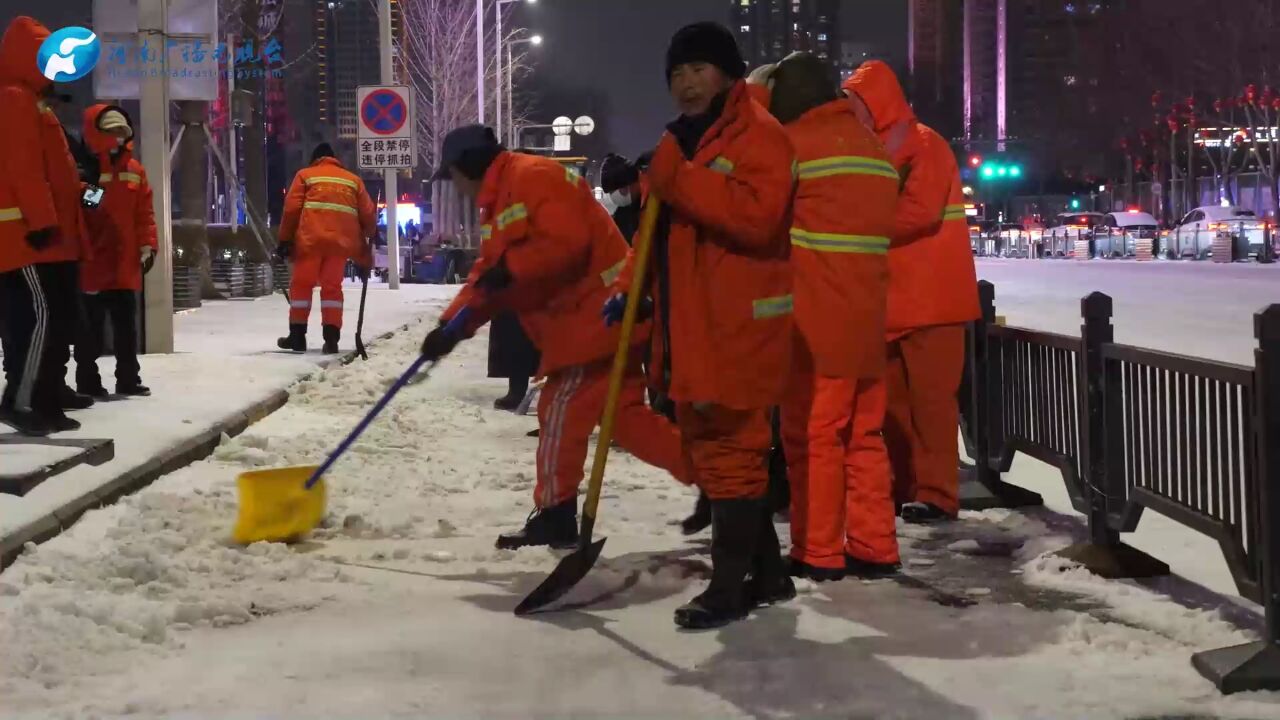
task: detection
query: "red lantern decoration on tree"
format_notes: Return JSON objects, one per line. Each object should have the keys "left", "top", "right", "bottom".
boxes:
{"left": 1246, "top": 84, "right": 1258, "bottom": 105}
{"left": 1151, "top": 91, "right": 1163, "bottom": 109}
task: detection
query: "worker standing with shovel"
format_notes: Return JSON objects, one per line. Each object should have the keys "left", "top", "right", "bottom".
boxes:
{"left": 419, "top": 125, "right": 688, "bottom": 551}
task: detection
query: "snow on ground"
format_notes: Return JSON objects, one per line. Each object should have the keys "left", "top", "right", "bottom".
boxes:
{"left": 977, "top": 258, "right": 1280, "bottom": 604}
{"left": 1, "top": 281, "right": 451, "bottom": 542}
{"left": 3, "top": 274, "right": 1280, "bottom": 718}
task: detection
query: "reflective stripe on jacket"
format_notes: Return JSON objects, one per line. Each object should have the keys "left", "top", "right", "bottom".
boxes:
{"left": 442, "top": 151, "right": 649, "bottom": 377}
{"left": 786, "top": 99, "right": 897, "bottom": 379}
{"left": 279, "top": 157, "right": 377, "bottom": 259}
{"left": 79, "top": 104, "right": 157, "bottom": 292}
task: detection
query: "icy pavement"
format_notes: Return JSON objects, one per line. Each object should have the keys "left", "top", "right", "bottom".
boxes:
{"left": 3, "top": 309, "right": 1279, "bottom": 719}
{"left": 1, "top": 281, "right": 452, "bottom": 545}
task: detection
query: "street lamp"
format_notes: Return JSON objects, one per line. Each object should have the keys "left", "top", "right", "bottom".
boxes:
{"left": 507, "top": 32, "right": 544, "bottom": 146}
{"left": 495, "top": 0, "right": 537, "bottom": 141}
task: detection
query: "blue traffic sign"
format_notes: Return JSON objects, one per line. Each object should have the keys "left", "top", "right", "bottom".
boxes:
{"left": 361, "top": 89, "right": 408, "bottom": 136}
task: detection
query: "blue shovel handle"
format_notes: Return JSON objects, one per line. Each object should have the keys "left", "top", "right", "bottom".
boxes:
{"left": 304, "top": 309, "right": 471, "bottom": 490}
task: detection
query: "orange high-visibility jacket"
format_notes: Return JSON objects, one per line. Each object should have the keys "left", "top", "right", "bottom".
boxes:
{"left": 79, "top": 105, "right": 157, "bottom": 293}
{"left": 618, "top": 80, "right": 795, "bottom": 409}
{"left": 0, "top": 17, "right": 87, "bottom": 274}
{"left": 844, "top": 61, "right": 979, "bottom": 335}
{"left": 279, "top": 157, "right": 377, "bottom": 259}
{"left": 442, "top": 150, "right": 651, "bottom": 377}
{"left": 786, "top": 99, "right": 898, "bottom": 379}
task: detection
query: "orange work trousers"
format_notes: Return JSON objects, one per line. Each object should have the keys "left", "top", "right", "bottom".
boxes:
{"left": 289, "top": 255, "right": 346, "bottom": 328}
{"left": 676, "top": 403, "right": 772, "bottom": 501}
{"left": 535, "top": 357, "right": 686, "bottom": 509}
{"left": 884, "top": 323, "right": 967, "bottom": 516}
{"left": 783, "top": 372, "right": 899, "bottom": 568}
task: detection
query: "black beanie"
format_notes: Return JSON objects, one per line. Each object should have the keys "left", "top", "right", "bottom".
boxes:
{"left": 311, "top": 142, "right": 336, "bottom": 163}
{"left": 665, "top": 22, "right": 746, "bottom": 86}
{"left": 769, "top": 52, "right": 840, "bottom": 125}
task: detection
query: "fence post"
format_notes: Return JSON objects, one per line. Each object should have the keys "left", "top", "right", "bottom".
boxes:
{"left": 1056, "top": 292, "right": 1168, "bottom": 579}
{"left": 958, "top": 281, "right": 1043, "bottom": 510}
{"left": 1192, "top": 305, "right": 1280, "bottom": 693}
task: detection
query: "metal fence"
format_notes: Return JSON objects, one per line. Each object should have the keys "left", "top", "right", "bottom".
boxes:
{"left": 961, "top": 280, "right": 1280, "bottom": 694}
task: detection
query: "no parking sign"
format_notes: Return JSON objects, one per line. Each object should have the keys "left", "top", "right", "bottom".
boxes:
{"left": 357, "top": 85, "right": 416, "bottom": 170}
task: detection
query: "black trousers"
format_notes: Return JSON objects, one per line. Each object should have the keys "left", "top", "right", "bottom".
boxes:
{"left": 75, "top": 289, "right": 141, "bottom": 390}
{"left": 0, "top": 262, "right": 78, "bottom": 413}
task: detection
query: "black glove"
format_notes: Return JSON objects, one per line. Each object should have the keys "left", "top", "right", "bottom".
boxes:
{"left": 25, "top": 227, "right": 57, "bottom": 251}
{"left": 275, "top": 241, "right": 293, "bottom": 263}
{"left": 474, "top": 256, "right": 513, "bottom": 292}
{"left": 420, "top": 323, "right": 462, "bottom": 361}
{"left": 601, "top": 154, "right": 640, "bottom": 194}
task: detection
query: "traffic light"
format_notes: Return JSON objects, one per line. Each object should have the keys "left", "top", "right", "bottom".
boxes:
{"left": 978, "top": 158, "right": 1023, "bottom": 182}
{"left": 969, "top": 154, "right": 983, "bottom": 168}
{"left": 1070, "top": 198, "right": 1082, "bottom": 210}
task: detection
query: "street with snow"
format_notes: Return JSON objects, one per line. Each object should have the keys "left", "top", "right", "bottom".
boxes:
{"left": 3, "top": 261, "right": 1280, "bottom": 719}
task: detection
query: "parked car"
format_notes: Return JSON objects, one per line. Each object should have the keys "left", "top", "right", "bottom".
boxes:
{"left": 1043, "top": 212, "right": 1105, "bottom": 257}
{"left": 1091, "top": 210, "right": 1160, "bottom": 258}
{"left": 1161, "top": 205, "right": 1271, "bottom": 261}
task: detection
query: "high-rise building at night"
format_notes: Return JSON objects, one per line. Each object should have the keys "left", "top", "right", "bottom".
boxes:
{"left": 907, "top": 0, "right": 964, "bottom": 140}
{"left": 729, "top": 0, "right": 841, "bottom": 70}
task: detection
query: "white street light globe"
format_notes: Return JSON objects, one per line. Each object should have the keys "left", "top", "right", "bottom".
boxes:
{"left": 552, "top": 116, "right": 573, "bottom": 137}
{"left": 573, "top": 115, "right": 596, "bottom": 136}
{"left": 530, "top": 34, "right": 544, "bottom": 46}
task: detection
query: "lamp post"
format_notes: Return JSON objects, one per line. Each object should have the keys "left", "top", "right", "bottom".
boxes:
{"left": 507, "top": 33, "right": 543, "bottom": 147}
{"left": 495, "top": 0, "right": 536, "bottom": 142}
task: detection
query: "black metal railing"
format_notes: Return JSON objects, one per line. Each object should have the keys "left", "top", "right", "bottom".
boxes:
{"left": 963, "top": 280, "right": 1280, "bottom": 694}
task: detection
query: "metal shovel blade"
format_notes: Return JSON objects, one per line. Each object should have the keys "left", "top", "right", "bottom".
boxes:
{"left": 514, "top": 537, "right": 607, "bottom": 616}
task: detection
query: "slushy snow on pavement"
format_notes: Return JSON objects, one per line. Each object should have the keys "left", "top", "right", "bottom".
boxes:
{"left": 4, "top": 261, "right": 1280, "bottom": 718}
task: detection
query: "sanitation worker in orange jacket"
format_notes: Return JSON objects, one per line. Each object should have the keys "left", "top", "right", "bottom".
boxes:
{"left": 74, "top": 104, "right": 157, "bottom": 399}
{"left": 609, "top": 23, "right": 796, "bottom": 630}
{"left": 749, "top": 53, "right": 902, "bottom": 582}
{"left": 419, "top": 124, "right": 686, "bottom": 551}
{"left": 276, "top": 143, "right": 377, "bottom": 355}
{"left": 0, "top": 17, "right": 89, "bottom": 437}
{"left": 844, "top": 61, "right": 980, "bottom": 524}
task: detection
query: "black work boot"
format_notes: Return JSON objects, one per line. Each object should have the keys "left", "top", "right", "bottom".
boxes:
{"left": 747, "top": 505, "right": 795, "bottom": 608}
{"left": 116, "top": 383, "right": 151, "bottom": 397}
{"left": 496, "top": 496, "right": 579, "bottom": 550}
{"left": 277, "top": 324, "right": 307, "bottom": 352}
{"left": 675, "top": 497, "right": 760, "bottom": 630}
{"left": 322, "top": 325, "right": 340, "bottom": 354}
{"left": 680, "top": 491, "right": 712, "bottom": 535}
{"left": 844, "top": 554, "right": 901, "bottom": 579}
{"left": 59, "top": 386, "right": 95, "bottom": 410}
{"left": 900, "top": 502, "right": 956, "bottom": 525}
{"left": 786, "top": 557, "right": 847, "bottom": 583}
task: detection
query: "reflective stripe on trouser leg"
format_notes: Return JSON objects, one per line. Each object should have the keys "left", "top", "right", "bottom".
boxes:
{"left": 15, "top": 266, "right": 48, "bottom": 412}
{"left": 288, "top": 256, "right": 322, "bottom": 325}
{"left": 535, "top": 365, "right": 586, "bottom": 509}
{"left": 844, "top": 377, "right": 899, "bottom": 564}
{"left": 318, "top": 256, "right": 346, "bottom": 328}
{"left": 782, "top": 372, "right": 857, "bottom": 569}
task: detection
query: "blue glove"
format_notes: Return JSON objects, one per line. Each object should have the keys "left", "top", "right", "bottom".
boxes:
{"left": 602, "top": 293, "right": 653, "bottom": 327}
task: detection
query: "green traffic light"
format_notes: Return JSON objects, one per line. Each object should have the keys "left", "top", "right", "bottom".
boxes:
{"left": 981, "top": 164, "right": 996, "bottom": 179}
{"left": 1070, "top": 199, "right": 1081, "bottom": 209}
{"left": 1009, "top": 165, "right": 1022, "bottom": 178}
{"left": 996, "top": 166, "right": 1008, "bottom": 177}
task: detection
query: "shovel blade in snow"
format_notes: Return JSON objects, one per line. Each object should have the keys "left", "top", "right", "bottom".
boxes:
{"left": 514, "top": 537, "right": 607, "bottom": 616}
{"left": 232, "top": 465, "right": 327, "bottom": 545}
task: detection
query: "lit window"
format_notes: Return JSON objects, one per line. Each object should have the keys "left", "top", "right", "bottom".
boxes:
{"left": 818, "top": 33, "right": 827, "bottom": 41}
{"left": 741, "top": 25, "right": 751, "bottom": 32}
{"left": 1064, "top": 75, "right": 1078, "bottom": 85}
{"left": 740, "top": 0, "right": 750, "bottom": 5}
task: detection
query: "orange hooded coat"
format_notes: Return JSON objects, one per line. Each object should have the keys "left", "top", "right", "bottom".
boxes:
{"left": 618, "top": 80, "right": 795, "bottom": 410}
{"left": 79, "top": 105, "right": 157, "bottom": 293}
{"left": 843, "top": 61, "right": 979, "bottom": 335}
{"left": 0, "top": 17, "right": 86, "bottom": 274}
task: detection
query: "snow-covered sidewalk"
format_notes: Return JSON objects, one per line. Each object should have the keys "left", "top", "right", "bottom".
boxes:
{"left": 2, "top": 311, "right": 1278, "bottom": 719}
{"left": 1, "top": 281, "right": 454, "bottom": 563}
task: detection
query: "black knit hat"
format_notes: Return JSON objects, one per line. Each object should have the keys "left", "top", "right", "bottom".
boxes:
{"left": 311, "top": 142, "right": 336, "bottom": 163}
{"left": 665, "top": 22, "right": 746, "bottom": 86}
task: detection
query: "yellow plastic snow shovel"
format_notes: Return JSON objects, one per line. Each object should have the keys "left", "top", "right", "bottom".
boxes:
{"left": 233, "top": 312, "right": 469, "bottom": 544}
{"left": 515, "top": 197, "right": 662, "bottom": 615}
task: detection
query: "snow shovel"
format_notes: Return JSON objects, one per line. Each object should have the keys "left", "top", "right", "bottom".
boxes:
{"left": 514, "top": 198, "right": 662, "bottom": 616}
{"left": 232, "top": 310, "right": 469, "bottom": 545}
{"left": 354, "top": 274, "right": 370, "bottom": 361}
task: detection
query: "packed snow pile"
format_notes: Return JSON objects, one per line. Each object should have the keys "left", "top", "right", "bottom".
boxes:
{"left": 4, "top": 297, "right": 1280, "bottom": 718}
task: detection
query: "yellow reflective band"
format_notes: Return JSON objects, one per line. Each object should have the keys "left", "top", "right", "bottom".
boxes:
{"left": 600, "top": 258, "right": 625, "bottom": 287}
{"left": 304, "top": 201, "right": 358, "bottom": 216}
{"left": 118, "top": 172, "right": 142, "bottom": 184}
{"left": 710, "top": 156, "right": 735, "bottom": 174}
{"left": 0, "top": 208, "right": 23, "bottom": 222}
{"left": 752, "top": 294, "right": 793, "bottom": 320}
{"left": 98, "top": 174, "right": 114, "bottom": 183}
{"left": 496, "top": 203, "right": 528, "bottom": 230}
{"left": 305, "top": 175, "right": 358, "bottom": 189}
{"left": 942, "top": 203, "right": 968, "bottom": 221}
{"left": 480, "top": 224, "right": 493, "bottom": 241}
{"left": 790, "top": 228, "right": 890, "bottom": 255}
{"left": 791, "top": 159, "right": 799, "bottom": 179}
{"left": 796, "top": 156, "right": 899, "bottom": 181}
{"left": 565, "top": 167, "right": 581, "bottom": 186}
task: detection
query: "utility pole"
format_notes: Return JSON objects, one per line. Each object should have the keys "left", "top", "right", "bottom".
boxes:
{"left": 495, "top": 2, "right": 503, "bottom": 140}
{"left": 138, "top": 0, "right": 174, "bottom": 353}
{"left": 476, "top": 0, "right": 485, "bottom": 124}
{"left": 380, "top": 0, "right": 400, "bottom": 289}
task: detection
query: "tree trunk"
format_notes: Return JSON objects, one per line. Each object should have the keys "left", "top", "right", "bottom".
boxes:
{"left": 239, "top": 0, "right": 268, "bottom": 229}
